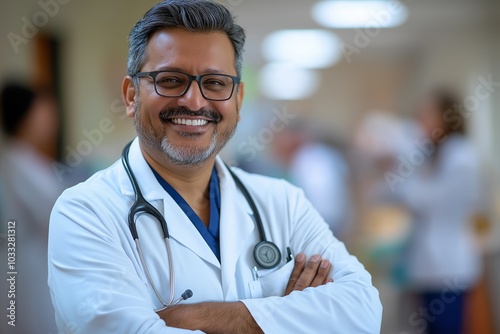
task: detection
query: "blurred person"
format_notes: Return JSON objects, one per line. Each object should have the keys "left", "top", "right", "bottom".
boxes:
{"left": 0, "top": 82, "right": 60, "bottom": 334}
{"left": 271, "top": 121, "right": 352, "bottom": 238}
{"left": 383, "top": 89, "right": 482, "bottom": 334}
{"left": 47, "top": 1, "right": 382, "bottom": 333}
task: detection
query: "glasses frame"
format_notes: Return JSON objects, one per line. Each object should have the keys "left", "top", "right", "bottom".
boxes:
{"left": 134, "top": 70, "right": 241, "bottom": 101}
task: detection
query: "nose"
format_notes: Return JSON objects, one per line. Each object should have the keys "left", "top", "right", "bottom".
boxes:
{"left": 177, "top": 80, "right": 209, "bottom": 111}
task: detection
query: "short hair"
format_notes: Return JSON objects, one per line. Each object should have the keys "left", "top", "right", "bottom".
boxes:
{"left": 0, "top": 83, "right": 37, "bottom": 137}
{"left": 430, "top": 88, "right": 466, "bottom": 135}
{"left": 127, "top": 0, "right": 246, "bottom": 80}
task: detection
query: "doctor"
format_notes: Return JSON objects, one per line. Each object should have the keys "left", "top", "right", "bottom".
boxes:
{"left": 48, "top": 1, "right": 382, "bottom": 333}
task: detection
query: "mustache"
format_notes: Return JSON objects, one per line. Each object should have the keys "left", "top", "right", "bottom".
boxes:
{"left": 159, "top": 107, "right": 222, "bottom": 124}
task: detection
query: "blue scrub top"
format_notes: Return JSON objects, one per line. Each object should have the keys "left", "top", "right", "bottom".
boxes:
{"left": 150, "top": 166, "right": 221, "bottom": 262}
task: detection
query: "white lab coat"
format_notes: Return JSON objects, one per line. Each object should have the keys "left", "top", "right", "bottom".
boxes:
{"left": 48, "top": 138, "right": 382, "bottom": 333}
{"left": 396, "top": 134, "right": 482, "bottom": 290}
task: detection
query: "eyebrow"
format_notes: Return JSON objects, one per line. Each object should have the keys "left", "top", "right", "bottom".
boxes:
{"left": 153, "top": 66, "right": 234, "bottom": 76}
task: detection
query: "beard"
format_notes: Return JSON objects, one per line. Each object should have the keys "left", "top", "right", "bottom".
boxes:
{"left": 134, "top": 101, "right": 237, "bottom": 166}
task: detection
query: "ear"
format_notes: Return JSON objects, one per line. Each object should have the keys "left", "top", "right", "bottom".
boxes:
{"left": 122, "top": 76, "right": 137, "bottom": 118}
{"left": 235, "top": 82, "right": 245, "bottom": 121}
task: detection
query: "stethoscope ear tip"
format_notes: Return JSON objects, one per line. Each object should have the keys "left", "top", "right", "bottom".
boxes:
{"left": 170, "top": 289, "right": 194, "bottom": 306}
{"left": 182, "top": 289, "right": 193, "bottom": 300}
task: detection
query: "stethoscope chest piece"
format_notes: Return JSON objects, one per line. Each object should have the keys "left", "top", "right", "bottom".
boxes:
{"left": 253, "top": 240, "right": 281, "bottom": 269}
{"left": 226, "top": 164, "right": 282, "bottom": 270}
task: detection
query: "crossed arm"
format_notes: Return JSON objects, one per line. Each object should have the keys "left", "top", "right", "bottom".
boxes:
{"left": 158, "top": 253, "right": 333, "bottom": 333}
{"left": 49, "top": 178, "right": 381, "bottom": 333}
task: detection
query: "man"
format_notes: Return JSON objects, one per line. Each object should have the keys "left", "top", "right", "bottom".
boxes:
{"left": 48, "top": 1, "right": 382, "bottom": 333}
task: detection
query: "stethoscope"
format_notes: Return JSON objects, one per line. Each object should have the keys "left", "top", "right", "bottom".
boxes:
{"left": 121, "top": 141, "right": 282, "bottom": 310}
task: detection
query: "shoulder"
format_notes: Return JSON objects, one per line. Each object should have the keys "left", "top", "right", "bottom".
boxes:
{"left": 50, "top": 160, "right": 129, "bottom": 241}
{"left": 440, "top": 135, "right": 478, "bottom": 169}
{"left": 54, "top": 160, "right": 123, "bottom": 209}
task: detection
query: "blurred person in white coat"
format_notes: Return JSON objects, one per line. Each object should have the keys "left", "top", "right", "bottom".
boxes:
{"left": 271, "top": 121, "right": 351, "bottom": 238}
{"left": 0, "top": 83, "right": 60, "bottom": 334}
{"left": 385, "top": 89, "right": 482, "bottom": 334}
{"left": 47, "top": 1, "right": 382, "bottom": 333}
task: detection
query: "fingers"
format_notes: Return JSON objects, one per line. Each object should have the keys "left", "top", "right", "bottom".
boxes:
{"left": 292, "top": 254, "right": 322, "bottom": 291}
{"left": 293, "top": 254, "right": 330, "bottom": 291}
{"left": 310, "top": 259, "right": 332, "bottom": 288}
{"left": 284, "top": 253, "right": 333, "bottom": 296}
{"left": 284, "top": 253, "right": 306, "bottom": 296}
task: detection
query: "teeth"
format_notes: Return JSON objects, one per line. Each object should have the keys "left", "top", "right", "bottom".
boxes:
{"left": 171, "top": 118, "right": 209, "bottom": 126}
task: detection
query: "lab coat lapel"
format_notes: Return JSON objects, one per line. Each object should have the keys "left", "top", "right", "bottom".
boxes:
{"left": 216, "top": 159, "right": 255, "bottom": 298}
{"left": 161, "top": 194, "right": 221, "bottom": 269}
{"left": 119, "top": 138, "right": 220, "bottom": 268}
{"left": 119, "top": 138, "right": 164, "bottom": 200}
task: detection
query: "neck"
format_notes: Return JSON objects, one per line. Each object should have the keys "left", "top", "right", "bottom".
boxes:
{"left": 140, "top": 144, "right": 215, "bottom": 211}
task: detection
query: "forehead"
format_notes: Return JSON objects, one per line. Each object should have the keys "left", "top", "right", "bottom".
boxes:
{"left": 143, "top": 28, "right": 236, "bottom": 74}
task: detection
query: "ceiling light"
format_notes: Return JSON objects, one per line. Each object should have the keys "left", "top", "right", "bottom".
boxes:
{"left": 259, "top": 63, "right": 320, "bottom": 100}
{"left": 312, "top": 1, "right": 408, "bottom": 29}
{"left": 262, "top": 29, "right": 341, "bottom": 69}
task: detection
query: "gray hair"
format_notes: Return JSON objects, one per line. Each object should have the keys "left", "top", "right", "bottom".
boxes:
{"left": 127, "top": 0, "right": 246, "bottom": 80}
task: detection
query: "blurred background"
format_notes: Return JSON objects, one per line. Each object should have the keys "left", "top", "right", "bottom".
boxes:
{"left": 1, "top": 0, "right": 499, "bottom": 333}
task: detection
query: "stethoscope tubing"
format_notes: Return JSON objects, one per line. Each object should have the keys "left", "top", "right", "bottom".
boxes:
{"left": 122, "top": 141, "right": 170, "bottom": 240}
{"left": 225, "top": 166, "right": 268, "bottom": 242}
{"left": 122, "top": 142, "right": 175, "bottom": 307}
{"left": 136, "top": 238, "right": 175, "bottom": 306}
{"left": 121, "top": 140, "right": 282, "bottom": 308}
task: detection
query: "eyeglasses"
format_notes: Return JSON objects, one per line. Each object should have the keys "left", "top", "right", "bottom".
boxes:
{"left": 134, "top": 70, "right": 240, "bottom": 101}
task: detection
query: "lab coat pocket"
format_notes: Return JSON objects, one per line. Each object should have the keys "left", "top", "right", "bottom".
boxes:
{"left": 258, "top": 260, "right": 294, "bottom": 297}
{"left": 248, "top": 279, "right": 263, "bottom": 298}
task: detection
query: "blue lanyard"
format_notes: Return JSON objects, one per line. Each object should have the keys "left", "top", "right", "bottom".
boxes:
{"left": 150, "top": 166, "right": 221, "bottom": 262}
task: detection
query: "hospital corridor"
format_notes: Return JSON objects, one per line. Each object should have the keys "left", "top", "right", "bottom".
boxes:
{"left": 1, "top": 0, "right": 500, "bottom": 333}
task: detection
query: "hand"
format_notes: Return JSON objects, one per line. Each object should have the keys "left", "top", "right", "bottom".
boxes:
{"left": 284, "top": 253, "right": 333, "bottom": 296}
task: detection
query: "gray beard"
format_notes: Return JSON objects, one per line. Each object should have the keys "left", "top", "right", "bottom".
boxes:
{"left": 134, "top": 101, "right": 236, "bottom": 166}
{"left": 159, "top": 131, "right": 218, "bottom": 166}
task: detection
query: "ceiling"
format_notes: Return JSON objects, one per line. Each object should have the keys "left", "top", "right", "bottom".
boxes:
{"left": 223, "top": 0, "right": 500, "bottom": 65}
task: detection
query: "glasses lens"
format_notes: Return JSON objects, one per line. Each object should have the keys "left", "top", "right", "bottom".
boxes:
{"left": 154, "top": 72, "right": 190, "bottom": 97}
{"left": 200, "top": 75, "right": 235, "bottom": 100}
{"left": 152, "top": 72, "right": 237, "bottom": 100}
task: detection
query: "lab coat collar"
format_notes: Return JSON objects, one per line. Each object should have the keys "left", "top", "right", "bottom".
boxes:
{"left": 118, "top": 138, "right": 255, "bottom": 291}
{"left": 118, "top": 138, "right": 252, "bottom": 214}
{"left": 118, "top": 138, "right": 165, "bottom": 201}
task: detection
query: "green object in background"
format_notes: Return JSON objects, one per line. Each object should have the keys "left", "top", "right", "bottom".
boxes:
{"left": 241, "top": 64, "right": 258, "bottom": 102}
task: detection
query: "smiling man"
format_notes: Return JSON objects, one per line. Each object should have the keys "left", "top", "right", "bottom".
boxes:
{"left": 48, "top": 1, "right": 382, "bottom": 333}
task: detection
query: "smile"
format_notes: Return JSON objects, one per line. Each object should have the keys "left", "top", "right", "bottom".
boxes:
{"left": 170, "top": 118, "right": 209, "bottom": 126}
